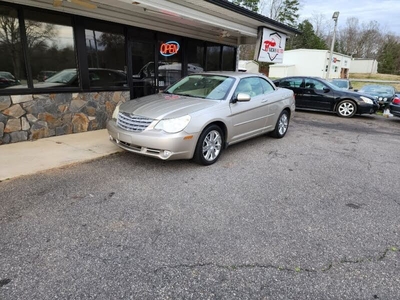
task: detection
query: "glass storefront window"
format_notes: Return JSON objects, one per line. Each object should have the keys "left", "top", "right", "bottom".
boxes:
{"left": 24, "top": 10, "right": 77, "bottom": 88}
{"left": 158, "top": 36, "right": 182, "bottom": 89}
{"left": 222, "top": 46, "right": 235, "bottom": 71}
{"left": 132, "top": 41, "right": 155, "bottom": 98}
{"left": 187, "top": 40, "right": 205, "bottom": 74}
{"left": 0, "top": 5, "right": 27, "bottom": 90}
{"left": 85, "top": 27, "right": 126, "bottom": 87}
{"left": 206, "top": 45, "right": 221, "bottom": 71}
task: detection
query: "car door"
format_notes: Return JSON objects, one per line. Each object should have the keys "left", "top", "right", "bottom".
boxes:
{"left": 259, "top": 77, "right": 283, "bottom": 129}
{"left": 301, "top": 78, "right": 335, "bottom": 111}
{"left": 229, "top": 77, "right": 270, "bottom": 143}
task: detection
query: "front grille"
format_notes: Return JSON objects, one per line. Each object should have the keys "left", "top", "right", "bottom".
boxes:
{"left": 117, "top": 112, "right": 154, "bottom": 132}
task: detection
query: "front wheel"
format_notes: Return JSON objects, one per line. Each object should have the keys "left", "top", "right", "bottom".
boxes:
{"left": 193, "top": 125, "right": 223, "bottom": 166}
{"left": 270, "top": 110, "right": 289, "bottom": 138}
{"left": 337, "top": 100, "right": 356, "bottom": 117}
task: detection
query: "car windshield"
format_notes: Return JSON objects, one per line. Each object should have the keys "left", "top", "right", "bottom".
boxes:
{"left": 359, "top": 85, "right": 394, "bottom": 94}
{"left": 165, "top": 74, "right": 235, "bottom": 100}
{"left": 317, "top": 79, "right": 342, "bottom": 91}
{"left": 332, "top": 80, "right": 348, "bottom": 88}
{"left": 45, "top": 69, "right": 76, "bottom": 84}
{"left": 0, "top": 72, "right": 15, "bottom": 79}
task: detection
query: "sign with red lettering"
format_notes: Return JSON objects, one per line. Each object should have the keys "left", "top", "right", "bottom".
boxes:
{"left": 160, "top": 41, "right": 180, "bottom": 57}
{"left": 255, "top": 28, "right": 286, "bottom": 63}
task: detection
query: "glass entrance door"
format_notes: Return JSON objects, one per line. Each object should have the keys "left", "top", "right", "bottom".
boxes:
{"left": 131, "top": 41, "right": 156, "bottom": 99}
{"left": 158, "top": 35, "right": 182, "bottom": 91}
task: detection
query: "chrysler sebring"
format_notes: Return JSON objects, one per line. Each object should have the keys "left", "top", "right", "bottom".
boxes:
{"left": 107, "top": 72, "right": 295, "bottom": 165}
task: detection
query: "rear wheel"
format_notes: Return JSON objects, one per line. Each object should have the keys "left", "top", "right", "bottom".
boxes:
{"left": 193, "top": 125, "right": 223, "bottom": 165}
{"left": 270, "top": 110, "right": 289, "bottom": 138}
{"left": 337, "top": 100, "right": 356, "bottom": 117}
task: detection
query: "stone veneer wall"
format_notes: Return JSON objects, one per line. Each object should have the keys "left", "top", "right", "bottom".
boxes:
{"left": 0, "top": 91, "right": 129, "bottom": 145}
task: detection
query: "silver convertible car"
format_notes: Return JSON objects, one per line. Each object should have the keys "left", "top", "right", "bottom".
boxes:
{"left": 107, "top": 72, "right": 295, "bottom": 165}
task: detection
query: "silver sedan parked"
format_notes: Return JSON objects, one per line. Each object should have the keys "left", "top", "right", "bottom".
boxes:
{"left": 107, "top": 72, "right": 295, "bottom": 165}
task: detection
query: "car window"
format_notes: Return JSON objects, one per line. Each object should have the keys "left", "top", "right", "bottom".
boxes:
{"left": 89, "top": 70, "right": 127, "bottom": 87}
{"left": 332, "top": 80, "right": 348, "bottom": 88}
{"left": 304, "top": 78, "right": 325, "bottom": 90}
{"left": 250, "top": 78, "right": 264, "bottom": 96}
{"left": 259, "top": 78, "right": 275, "bottom": 94}
{"left": 280, "top": 78, "right": 303, "bottom": 88}
{"left": 234, "top": 78, "right": 254, "bottom": 98}
{"left": 45, "top": 69, "right": 77, "bottom": 84}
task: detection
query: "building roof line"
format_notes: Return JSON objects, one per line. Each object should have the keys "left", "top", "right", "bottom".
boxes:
{"left": 204, "top": 0, "right": 302, "bottom": 35}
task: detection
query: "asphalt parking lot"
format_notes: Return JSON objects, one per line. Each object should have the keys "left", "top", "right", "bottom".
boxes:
{"left": 1, "top": 111, "right": 399, "bottom": 299}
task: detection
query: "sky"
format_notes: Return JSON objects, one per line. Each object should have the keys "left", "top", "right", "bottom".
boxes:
{"left": 298, "top": 0, "right": 400, "bottom": 33}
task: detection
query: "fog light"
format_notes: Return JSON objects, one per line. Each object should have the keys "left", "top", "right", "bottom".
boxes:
{"left": 163, "top": 150, "right": 172, "bottom": 158}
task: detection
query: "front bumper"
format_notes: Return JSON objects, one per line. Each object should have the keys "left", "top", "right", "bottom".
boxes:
{"left": 389, "top": 103, "right": 400, "bottom": 117}
{"left": 107, "top": 120, "right": 200, "bottom": 160}
{"left": 357, "top": 102, "right": 379, "bottom": 115}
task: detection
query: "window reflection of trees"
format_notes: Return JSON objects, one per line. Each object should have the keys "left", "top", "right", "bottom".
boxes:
{"left": 86, "top": 30, "right": 125, "bottom": 70}
{"left": 24, "top": 11, "right": 76, "bottom": 87}
{"left": 0, "top": 6, "right": 77, "bottom": 88}
{"left": 0, "top": 6, "right": 26, "bottom": 86}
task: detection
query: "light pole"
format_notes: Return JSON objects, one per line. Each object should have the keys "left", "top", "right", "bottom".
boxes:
{"left": 326, "top": 11, "right": 339, "bottom": 80}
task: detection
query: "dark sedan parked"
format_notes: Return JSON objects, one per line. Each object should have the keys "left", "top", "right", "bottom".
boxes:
{"left": 356, "top": 84, "right": 397, "bottom": 110}
{"left": 389, "top": 94, "right": 400, "bottom": 117}
{"left": 273, "top": 76, "right": 378, "bottom": 118}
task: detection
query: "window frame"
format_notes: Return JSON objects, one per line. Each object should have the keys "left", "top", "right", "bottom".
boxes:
{"left": 0, "top": 3, "right": 237, "bottom": 97}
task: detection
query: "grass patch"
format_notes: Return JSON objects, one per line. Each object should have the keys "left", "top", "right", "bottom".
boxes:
{"left": 349, "top": 73, "right": 400, "bottom": 81}
{"left": 349, "top": 73, "right": 400, "bottom": 92}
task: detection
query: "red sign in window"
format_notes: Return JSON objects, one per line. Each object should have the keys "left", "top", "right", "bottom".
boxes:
{"left": 160, "top": 41, "right": 180, "bottom": 57}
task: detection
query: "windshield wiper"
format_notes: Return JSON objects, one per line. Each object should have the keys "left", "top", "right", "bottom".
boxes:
{"left": 177, "top": 93, "right": 198, "bottom": 98}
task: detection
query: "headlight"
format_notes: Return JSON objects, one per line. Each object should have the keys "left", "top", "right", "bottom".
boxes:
{"left": 154, "top": 115, "right": 191, "bottom": 133}
{"left": 112, "top": 104, "right": 121, "bottom": 119}
{"left": 360, "top": 96, "right": 373, "bottom": 104}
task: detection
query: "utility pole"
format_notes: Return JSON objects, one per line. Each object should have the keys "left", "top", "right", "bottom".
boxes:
{"left": 326, "top": 11, "right": 339, "bottom": 80}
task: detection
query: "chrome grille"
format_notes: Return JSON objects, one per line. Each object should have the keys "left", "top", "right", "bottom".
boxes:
{"left": 117, "top": 112, "right": 153, "bottom": 132}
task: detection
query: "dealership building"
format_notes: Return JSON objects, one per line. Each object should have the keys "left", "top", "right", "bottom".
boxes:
{"left": 0, "top": 0, "right": 298, "bottom": 145}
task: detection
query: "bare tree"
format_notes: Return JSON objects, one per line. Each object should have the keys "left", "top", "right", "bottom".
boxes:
{"left": 260, "top": 0, "right": 284, "bottom": 19}
{"left": 308, "top": 13, "right": 330, "bottom": 39}
{"left": 0, "top": 15, "right": 22, "bottom": 78}
{"left": 336, "top": 18, "right": 382, "bottom": 59}
{"left": 0, "top": 14, "right": 57, "bottom": 79}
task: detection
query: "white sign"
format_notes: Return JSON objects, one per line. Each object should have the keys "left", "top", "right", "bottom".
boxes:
{"left": 256, "top": 28, "right": 287, "bottom": 63}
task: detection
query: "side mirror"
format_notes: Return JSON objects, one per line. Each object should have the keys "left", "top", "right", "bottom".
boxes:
{"left": 349, "top": 85, "right": 353, "bottom": 90}
{"left": 323, "top": 87, "right": 330, "bottom": 93}
{"left": 274, "top": 82, "right": 280, "bottom": 87}
{"left": 233, "top": 93, "right": 251, "bottom": 103}
{"left": 354, "top": 89, "right": 359, "bottom": 92}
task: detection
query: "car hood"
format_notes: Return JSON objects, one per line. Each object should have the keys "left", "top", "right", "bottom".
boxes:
{"left": 119, "top": 93, "right": 220, "bottom": 119}
{"left": 5, "top": 82, "right": 66, "bottom": 89}
{"left": 359, "top": 91, "right": 393, "bottom": 98}
{"left": 339, "top": 89, "right": 375, "bottom": 99}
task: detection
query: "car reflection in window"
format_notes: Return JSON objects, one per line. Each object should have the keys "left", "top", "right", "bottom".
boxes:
{"left": 0, "top": 71, "right": 21, "bottom": 89}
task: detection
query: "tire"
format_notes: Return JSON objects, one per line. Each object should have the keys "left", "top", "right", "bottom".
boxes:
{"left": 193, "top": 125, "right": 223, "bottom": 165}
{"left": 270, "top": 110, "right": 289, "bottom": 138}
{"left": 336, "top": 100, "right": 356, "bottom": 117}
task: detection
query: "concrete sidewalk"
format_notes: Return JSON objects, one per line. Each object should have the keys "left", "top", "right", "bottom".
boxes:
{"left": 0, "top": 129, "right": 122, "bottom": 181}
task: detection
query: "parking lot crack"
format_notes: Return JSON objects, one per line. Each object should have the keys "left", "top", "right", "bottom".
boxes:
{"left": 154, "top": 247, "right": 398, "bottom": 274}
{"left": 153, "top": 262, "right": 316, "bottom": 274}
{"left": 322, "top": 246, "right": 399, "bottom": 271}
